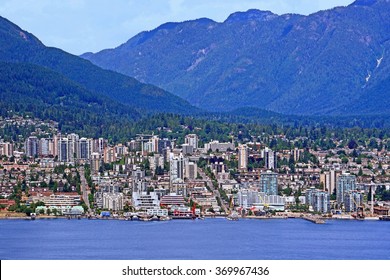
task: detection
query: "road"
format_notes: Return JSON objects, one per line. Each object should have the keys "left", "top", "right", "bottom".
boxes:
{"left": 78, "top": 166, "right": 91, "bottom": 213}
{"left": 198, "top": 168, "right": 228, "bottom": 213}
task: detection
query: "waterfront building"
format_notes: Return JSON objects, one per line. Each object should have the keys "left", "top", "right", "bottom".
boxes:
{"left": 238, "top": 144, "right": 248, "bottom": 171}
{"left": 42, "top": 193, "right": 81, "bottom": 207}
{"left": 237, "top": 189, "right": 260, "bottom": 208}
{"left": 132, "top": 192, "right": 160, "bottom": 211}
{"left": 35, "top": 205, "right": 84, "bottom": 215}
{"left": 256, "top": 193, "right": 286, "bottom": 211}
{"left": 146, "top": 208, "right": 168, "bottom": 216}
{"left": 260, "top": 170, "right": 278, "bottom": 195}
{"left": 305, "top": 187, "right": 330, "bottom": 213}
{"left": 160, "top": 193, "right": 186, "bottom": 207}
{"left": 337, "top": 172, "right": 356, "bottom": 206}
{"left": 344, "top": 191, "right": 363, "bottom": 213}
{"left": 237, "top": 190, "right": 285, "bottom": 211}
{"left": 305, "top": 187, "right": 316, "bottom": 207}
{"left": 103, "top": 193, "right": 124, "bottom": 211}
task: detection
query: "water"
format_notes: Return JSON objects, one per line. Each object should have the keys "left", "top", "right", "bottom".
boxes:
{"left": 0, "top": 218, "right": 389, "bottom": 260}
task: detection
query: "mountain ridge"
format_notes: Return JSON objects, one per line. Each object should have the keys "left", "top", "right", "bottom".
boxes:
{"left": 0, "top": 15, "right": 199, "bottom": 115}
{"left": 81, "top": 0, "right": 389, "bottom": 115}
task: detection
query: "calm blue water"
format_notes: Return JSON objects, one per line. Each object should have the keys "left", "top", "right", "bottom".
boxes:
{"left": 0, "top": 218, "right": 389, "bottom": 260}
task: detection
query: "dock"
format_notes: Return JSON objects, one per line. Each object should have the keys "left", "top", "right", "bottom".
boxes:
{"left": 302, "top": 215, "right": 325, "bottom": 224}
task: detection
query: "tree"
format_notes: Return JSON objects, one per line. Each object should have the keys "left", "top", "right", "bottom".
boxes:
{"left": 25, "top": 207, "right": 33, "bottom": 216}
{"left": 282, "top": 187, "right": 293, "bottom": 196}
{"left": 52, "top": 208, "right": 58, "bottom": 216}
{"left": 348, "top": 140, "right": 358, "bottom": 149}
{"left": 46, "top": 208, "right": 51, "bottom": 216}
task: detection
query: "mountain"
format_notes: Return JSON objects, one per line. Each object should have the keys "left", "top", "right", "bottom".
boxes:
{"left": 81, "top": 0, "right": 390, "bottom": 115}
{"left": 0, "top": 16, "right": 198, "bottom": 114}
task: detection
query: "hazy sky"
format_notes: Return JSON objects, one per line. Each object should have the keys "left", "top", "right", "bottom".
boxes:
{"left": 0, "top": 0, "right": 354, "bottom": 55}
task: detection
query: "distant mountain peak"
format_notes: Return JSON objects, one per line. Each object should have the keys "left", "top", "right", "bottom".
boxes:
{"left": 225, "top": 9, "right": 277, "bottom": 23}
{"left": 82, "top": 2, "right": 390, "bottom": 116}
{"left": 352, "top": 0, "right": 386, "bottom": 6}
{"left": 0, "top": 16, "right": 43, "bottom": 47}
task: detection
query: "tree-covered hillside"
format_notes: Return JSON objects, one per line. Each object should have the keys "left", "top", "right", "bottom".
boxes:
{"left": 0, "top": 61, "right": 141, "bottom": 140}
{"left": 0, "top": 16, "right": 199, "bottom": 115}
{"left": 82, "top": 0, "right": 389, "bottom": 115}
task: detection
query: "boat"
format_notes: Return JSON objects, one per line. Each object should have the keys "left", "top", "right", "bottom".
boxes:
{"left": 158, "top": 215, "right": 172, "bottom": 221}
{"left": 30, "top": 213, "right": 36, "bottom": 220}
{"left": 137, "top": 212, "right": 153, "bottom": 221}
{"left": 226, "top": 211, "right": 239, "bottom": 221}
{"left": 379, "top": 216, "right": 390, "bottom": 221}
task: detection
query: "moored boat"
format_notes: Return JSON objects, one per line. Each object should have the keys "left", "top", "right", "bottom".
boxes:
{"left": 226, "top": 211, "right": 239, "bottom": 221}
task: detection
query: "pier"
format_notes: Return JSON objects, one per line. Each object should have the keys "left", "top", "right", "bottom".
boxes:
{"left": 302, "top": 215, "right": 325, "bottom": 224}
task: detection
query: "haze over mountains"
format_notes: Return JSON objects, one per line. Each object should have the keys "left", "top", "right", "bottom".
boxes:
{"left": 82, "top": 0, "right": 389, "bottom": 116}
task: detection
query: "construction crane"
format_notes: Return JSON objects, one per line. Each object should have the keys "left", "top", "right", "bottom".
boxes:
{"left": 258, "top": 194, "right": 270, "bottom": 212}
{"left": 351, "top": 194, "right": 365, "bottom": 220}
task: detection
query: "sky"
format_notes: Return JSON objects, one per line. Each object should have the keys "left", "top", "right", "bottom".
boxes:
{"left": 0, "top": 0, "right": 354, "bottom": 55}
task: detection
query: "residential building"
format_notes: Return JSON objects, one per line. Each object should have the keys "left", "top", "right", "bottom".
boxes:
{"left": 0, "top": 141, "right": 13, "bottom": 157}
{"left": 262, "top": 147, "right": 277, "bottom": 170}
{"left": 25, "top": 136, "right": 38, "bottom": 157}
{"left": 204, "top": 140, "right": 234, "bottom": 152}
{"left": 91, "top": 152, "right": 101, "bottom": 174}
{"left": 260, "top": 170, "right": 278, "bottom": 195}
{"left": 337, "top": 172, "right": 356, "bottom": 206}
{"left": 344, "top": 191, "right": 363, "bottom": 213}
{"left": 103, "top": 193, "right": 124, "bottom": 211}
{"left": 185, "top": 134, "right": 199, "bottom": 150}
{"left": 182, "top": 144, "right": 194, "bottom": 155}
{"left": 185, "top": 162, "right": 197, "bottom": 180}
{"left": 305, "top": 187, "right": 330, "bottom": 213}
{"left": 238, "top": 144, "right": 248, "bottom": 171}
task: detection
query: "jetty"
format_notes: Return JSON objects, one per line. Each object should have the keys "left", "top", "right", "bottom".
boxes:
{"left": 302, "top": 215, "right": 325, "bottom": 224}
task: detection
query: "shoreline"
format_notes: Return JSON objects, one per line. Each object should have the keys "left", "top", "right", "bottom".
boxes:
{"left": 0, "top": 215, "right": 383, "bottom": 221}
